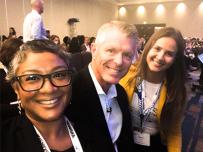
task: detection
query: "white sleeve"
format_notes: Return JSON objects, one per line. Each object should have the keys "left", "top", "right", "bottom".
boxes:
{"left": 31, "top": 16, "right": 43, "bottom": 39}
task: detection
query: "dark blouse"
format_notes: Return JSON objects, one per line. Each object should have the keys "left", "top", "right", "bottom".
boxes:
{"left": 1, "top": 114, "right": 78, "bottom": 152}
{"left": 51, "top": 147, "right": 75, "bottom": 152}
{"left": 0, "top": 69, "right": 17, "bottom": 104}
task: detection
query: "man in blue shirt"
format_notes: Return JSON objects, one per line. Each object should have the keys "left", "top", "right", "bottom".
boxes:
{"left": 23, "top": 0, "right": 47, "bottom": 42}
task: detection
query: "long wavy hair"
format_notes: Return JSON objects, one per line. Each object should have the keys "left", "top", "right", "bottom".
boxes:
{"left": 135, "top": 27, "right": 186, "bottom": 136}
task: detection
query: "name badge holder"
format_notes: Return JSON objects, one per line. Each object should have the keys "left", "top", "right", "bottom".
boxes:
{"left": 34, "top": 117, "right": 84, "bottom": 152}
{"left": 133, "top": 80, "right": 162, "bottom": 146}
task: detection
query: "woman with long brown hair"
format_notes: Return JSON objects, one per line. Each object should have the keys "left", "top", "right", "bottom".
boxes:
{"left": 120, "top": 27, "right": 186, "bottom": 152}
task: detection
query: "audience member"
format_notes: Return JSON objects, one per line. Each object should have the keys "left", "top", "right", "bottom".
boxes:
{"left": 50, "top": 34, "right": 60, "bottom": 46}
{"left": 61, "top": 36, "right": 71, "bottom": 52}
{"left": 120, "top": 27, "right": 186, "bottom": 152}
{"left": 23, "top": 0, "right": 47, "bottom": 42}
{"left": 46, "top": 29, "right": 51, "bottom": 39}
{"left": 0, "top": 38, "right": 23, "bottom": 105}
{"left": 2, "top": 35, "right": 8, "bottom": 42}
{"left": 84, "top": 36, "right": 90, "bottom": 52}
{"left": 67, "top": 21, "right": 138, "bottom": 152}
{"left": 0, "top": 40, "right": 89, "bottom": 152}
{"left": 88, "top": 36, "right": 96, "bottom": 51}
{"left": 69, "top": 51, "right": 92, "bottom": 72}
{"left": 18, "top": 36, "right": 23, "bottom": 41}
{"left": 69, "top": 37, "right": 81, "bottom": 54}
{"left": 8, "top": 27, "right": 17, "bottom": 39}
{"left": 77, "top": 35, "right": 86, "bottom": 52}
{"left": 137, "top": 36, "right": 145, "bottom": 54}
{"left": 0, "top": 35, "right": 7, "bottom": 48}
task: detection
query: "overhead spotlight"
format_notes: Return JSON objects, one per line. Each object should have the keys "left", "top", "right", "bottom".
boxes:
{"left": 198, "top": 1, "right": 203, "bottom": 15}
{"left": 176, "top": 2, "right": 186, "bottom": 14}
{"left": 137, "top": 5, "right": 145, "bottom": 15}
{"left": 119, "top": 6, "right": 127, "bottom": 16}
{"left": 156, "top": 4, "right": 165, "bottom": 15}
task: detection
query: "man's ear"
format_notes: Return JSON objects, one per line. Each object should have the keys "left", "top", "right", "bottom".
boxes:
{"left": 91, "top": 43, "right": 97, "bottom": 60}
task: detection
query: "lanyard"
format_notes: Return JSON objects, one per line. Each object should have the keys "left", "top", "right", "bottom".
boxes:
{"left": 137, "top": 80, "right": 162, "bottom": 132}
{"left": 34, "top": 117, "right": 83, "bottom": 152}
{"left": 65, "top": 118, "right": 83, "bottom": 152}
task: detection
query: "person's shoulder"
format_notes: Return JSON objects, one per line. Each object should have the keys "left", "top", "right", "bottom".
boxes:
{"left": 0, "top": 69, "right": 6, "bottom": 79}
{"left": 0, "top": 116, "right": 19, "bottom": 151}
{"left": 73, "top": 67, "right": 89, "bottom": 81}
{"left": 116, "top": 83, "right": 125, "bottom": 93}
{"left": 116, "top": 83, "right": 128, "bottom": 99}
{"left": 25, "top": 10, "right": 34, "bottom": 17}
{"left": 1, "top": 114, "right": 20, "bottom": 131}
{"left": 24, "top": 10, "right": 39, "bottom": 22}
{"left": 116, "top": 83, "right": 125, "bottom": 92}
{"left": 1, "top": 113, "right": 32, "bottom": 134}
{"left": 28, "top": 10, "right": 41, "bottom": 19}
{"left": 71, "top": 68, "right": 92, "bottom": 95}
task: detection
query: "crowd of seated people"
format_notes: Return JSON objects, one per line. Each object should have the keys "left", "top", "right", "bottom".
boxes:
{"left": 0, "top": 27, "right": 23, "bottom": 48}
{"left": 184, "top": 37, "right": 203, "bottom": 91}
{"left": 184, "top": 37, "right": 203, "bottom": 70}
{"left": 0, "top": 26, "right": 95, "bottom": 54}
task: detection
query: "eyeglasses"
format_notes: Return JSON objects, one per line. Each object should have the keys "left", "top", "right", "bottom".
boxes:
{"left": 13, "top": 70, "right": 72, "bottom": 92}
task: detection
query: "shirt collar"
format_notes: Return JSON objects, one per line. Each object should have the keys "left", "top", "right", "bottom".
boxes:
{"left": 88, "top": 64, "right": 117, "bottom": 99}
{"left": 32, "top": 9, "right": 39, "bottom": 15}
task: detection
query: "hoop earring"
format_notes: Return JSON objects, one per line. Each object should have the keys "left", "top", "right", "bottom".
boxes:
{"left": 92, "top": 56, "right": 96, "bottom": 60}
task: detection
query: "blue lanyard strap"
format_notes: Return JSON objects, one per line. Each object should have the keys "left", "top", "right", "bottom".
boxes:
{"left": 136, "top": 80, "right": 163, "bottom": 132}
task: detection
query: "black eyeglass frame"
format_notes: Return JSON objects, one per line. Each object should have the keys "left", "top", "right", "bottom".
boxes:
{"left": 13, "top": 70, "right": 73, "bottom": 92}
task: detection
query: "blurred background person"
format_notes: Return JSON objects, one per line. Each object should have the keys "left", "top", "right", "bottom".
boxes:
{"left": 50, "top": 34, "right": 60, "bottom": 46}
{"left": 8, "top": 27, "right": 17, "bottom": 39}
{"left": 61, "top": 36, "right": 71, "bottom": 52}
{"left": 88, "top": 36, "right": 96, "bottom": 51}
{"left": 23, "top": 0, "right": 47, "bottom": 42}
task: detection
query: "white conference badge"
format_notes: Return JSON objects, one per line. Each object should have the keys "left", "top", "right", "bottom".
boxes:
{"left": 133, "top": 130, "right": 150, "bottom": 146}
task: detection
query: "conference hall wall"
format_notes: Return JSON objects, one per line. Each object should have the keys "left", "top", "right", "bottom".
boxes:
{"left": 0, "top": 0, "right": 117, "bottom": 40}
{"left": 118, "top": 0, "right": 203, "bottom": 38}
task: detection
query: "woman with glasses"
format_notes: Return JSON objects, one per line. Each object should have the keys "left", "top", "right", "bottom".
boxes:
{"left": 1, "top": 40, "right": 87, "bottom": 152}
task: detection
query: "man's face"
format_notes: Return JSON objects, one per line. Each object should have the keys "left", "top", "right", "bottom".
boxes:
{"left": 91, "top": 28, "right": 137, "bottom": 91}
{"left": 38, "top": 0, "right": 44, "bottom": 14}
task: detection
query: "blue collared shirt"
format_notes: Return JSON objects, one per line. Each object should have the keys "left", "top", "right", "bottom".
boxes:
{"left": 88, "top": 64, "right": 122, "bottom": 152}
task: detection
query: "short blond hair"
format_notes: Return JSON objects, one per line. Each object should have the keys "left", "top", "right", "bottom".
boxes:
{"left": 30, "top": 0, "right": 43, "bottom": 6}
{"left": 95, "top": 21, "right": 138, "bottom": 44}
